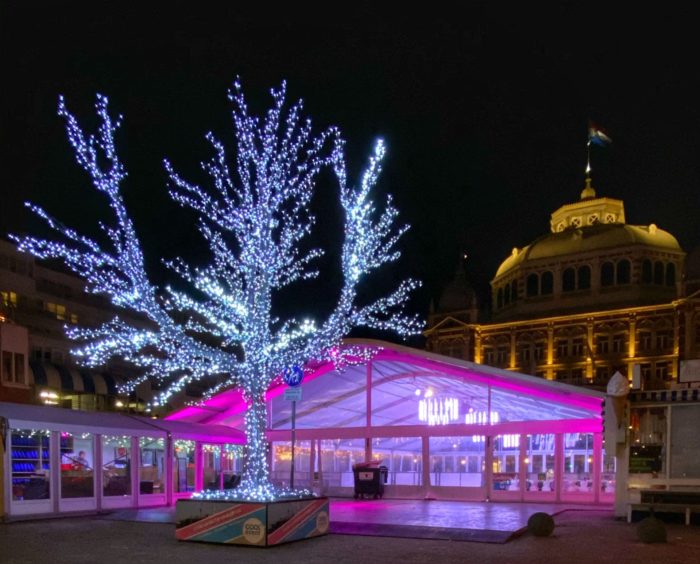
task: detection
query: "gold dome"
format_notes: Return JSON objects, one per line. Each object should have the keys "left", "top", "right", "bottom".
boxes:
{"left": 495, "top": 223, "right": 682, "bottom": 278}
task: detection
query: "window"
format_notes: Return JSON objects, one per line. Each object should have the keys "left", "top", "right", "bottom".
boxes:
{"left": 562, "top": 268, "right": 576, "bottom": 292}
{"left": 139, "top": 437, "right": 165, "bottom": 494}
{"left": 595, "top": 366, "right": 609, "bottom": 383}
{"left": 173, "top": 440, "right": 196, "bottom": 493}
{"left": 601, "top": 262, "right": 614, "bottom": 287}
{"left": 656, "top": 330, "right": 673, "bottom": 351}
{"left": 503, "top": 284, "right": 510, "bottom": 305}
{"left": 61, "top": 432, "right": 94, "bottom": 499}
{"left": 556, "top": 340, "right": 568, "bottom": 358}
{"left": 10, "top": 429, "right": 51, "bottom": 501}
{"left": 526, "top": 274, "right": 538, "bottom": 297}
{"left": 1, "top": 351, "right": 24, "bottom": 384}
{"left": 70, "top": 313, "right": 79, "bottom": 324}
{"left": 571, "top": 338, "right": 585, "bottom": 357}
{"left": 1, "top": 290, "right": 18, "bottom": 307}
{"left": 484, "top": 348, "right": 495, "bottom": 365}
{"left": 102, "top": 435, "right": 132, "bottom": 497}
{"left": 541, "top": 271, "right": 553, "bottom": 295}
{"left": 2, "top": 351, "right": 12, "bottom": 382}
{"left": 496, "top": 288, "right": 503, "bottom": 309}
{"left": 612, "top": 334, "right": 625, "bottom": 353}
{"left": 642, "top": 260, "right": 652, "bottom": 284}
{"left": 616, "top": 260, "right": 631, "bottom": 284}
{"left": 534, "top": 342, "right": 545, "bottom": 361}
{"left": 596, "top": 336, "right": 610, "bottom": 355}
{"left": 629, "top": 407, "right": 666, "bottom": 477}
{"left": 666, "top": 263, "right": 676, "bottom": 286}
{"left": 638, "top": 331, "right": 652, "bottom": 352}
{"left": 655, "top": 361, "right": 670, "bottom": 381}
{"left": 578, "top": 265, "right": 591, "bottom": 289}
{"left": 496, "top": 346, "right": 509, "bottom": 365}
{"left": 519, "top": 345, "right": 531, "bottom": 363}
{"left": 510, "top": 280, "right": 518, "bottom": 302}
{"left": 14, "top": 353, "right": 25, "bottom": 384}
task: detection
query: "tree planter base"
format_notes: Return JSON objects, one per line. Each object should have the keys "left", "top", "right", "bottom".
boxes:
{"left": 175, "top": 497, "right": 329, "bottom": 547}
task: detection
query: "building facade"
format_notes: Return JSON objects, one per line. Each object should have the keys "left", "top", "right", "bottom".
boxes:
{"left": 425, "top": 180, "right": 700, "bottom": 391}
{"left": 0, "top": 239, "right": 151, "bottom": 411}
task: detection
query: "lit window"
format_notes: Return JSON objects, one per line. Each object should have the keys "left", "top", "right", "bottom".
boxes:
{"left": 70, "top": 313, "right": 79, "bottom": 324}
{"left": 44, "top": 302, "right": 67, "bottom": 320}
{"left": 1, "top": 291, "right": 18, "bottom": 307}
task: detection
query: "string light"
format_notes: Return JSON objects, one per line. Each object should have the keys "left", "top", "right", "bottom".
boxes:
{"left": 12, "top": 79, "right": 422, "bottom": 501}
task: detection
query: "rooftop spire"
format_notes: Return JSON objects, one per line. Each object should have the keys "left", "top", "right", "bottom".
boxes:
{"left": 580, "top": 176, "right": 596, "bottom": 200}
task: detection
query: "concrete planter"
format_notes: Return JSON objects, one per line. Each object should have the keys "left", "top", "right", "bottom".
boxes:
{"left": 175, "top": 496, "right": 329, "bottom": 547}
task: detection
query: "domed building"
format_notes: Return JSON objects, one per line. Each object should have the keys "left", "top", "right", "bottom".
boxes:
{"left": 426, "top": 179, "right": 700, "bottom": 391}
{"left": 491, "top": 178, "right": 684, "bottom": 321}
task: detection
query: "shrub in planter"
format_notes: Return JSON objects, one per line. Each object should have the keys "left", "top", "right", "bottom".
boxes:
{"left": 527, "top": 512, "right": 555, "bottom": 537}
{"left": 637, "top": 515, "right": 667, "bottom": 544}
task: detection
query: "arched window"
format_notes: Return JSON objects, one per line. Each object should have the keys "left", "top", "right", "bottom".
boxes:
{"left": 601, "top": 262, "right": 614, "bottom": 287}
{"left": 496, "top": 287, "right": 503, "bottom": 309}
{"left": 617, "top": 259, "right": 631, "bottom": 284}
{"left": 578, "top": 265, "right": 591, "bottom": 289}
{"left": 526, "top": 273, "right": 539, "bottom": 297}
{"left": 654, "top": 261, "right": 664, "bottom": 285}
{"left": 504, "top": 283, "right": 511, "bottom": 305}
{"left": 666, "top": 263, "right": 676, "bottom": 286}
{"left": 562, "top": 267, "right": 576, "bottom": 292}
{"left": 510, "top": 280, "right": 518, "bottom": 302}
{"left": 541, "top": 271, "right": 553, "bottom": 295}
{"left": 642, "top": 259, "right": 652, "bottom": 284}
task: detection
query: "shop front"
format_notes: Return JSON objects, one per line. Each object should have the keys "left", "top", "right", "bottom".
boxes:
{"left": 1, "top": 402, "right": 244, "bottom": 520}
{"left": 168, "top": 339, "right": 608, "bottom": 504}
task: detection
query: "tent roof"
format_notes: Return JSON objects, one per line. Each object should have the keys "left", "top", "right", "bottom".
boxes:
{"left": 166, "top": 339, "right": 604, "bottom": 430}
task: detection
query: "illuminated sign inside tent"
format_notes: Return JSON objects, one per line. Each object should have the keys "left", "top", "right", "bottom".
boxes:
{"left": 418, "top": 394, "right": 460, "bottom": 426}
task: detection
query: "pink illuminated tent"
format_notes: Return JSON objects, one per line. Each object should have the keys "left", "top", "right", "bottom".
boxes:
{"left": 167, "top": 340, "right": 610, "bottom": 503}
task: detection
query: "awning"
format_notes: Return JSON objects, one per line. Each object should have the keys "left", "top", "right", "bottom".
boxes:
{"left": 28, "top": 360, "right": 124, "bottom": 396}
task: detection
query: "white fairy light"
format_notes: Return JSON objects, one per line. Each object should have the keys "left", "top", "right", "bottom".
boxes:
{"left": 12, "top": 79, "right": 422, "bottom": 501}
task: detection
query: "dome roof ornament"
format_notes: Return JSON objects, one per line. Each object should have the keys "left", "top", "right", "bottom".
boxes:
{"left": 580, "top": 176, "right": 596, "bottom": 200}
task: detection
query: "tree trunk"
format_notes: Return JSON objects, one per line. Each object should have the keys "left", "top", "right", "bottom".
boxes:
{"left": 239, "top": 392, "right": 272, "bottom": 495}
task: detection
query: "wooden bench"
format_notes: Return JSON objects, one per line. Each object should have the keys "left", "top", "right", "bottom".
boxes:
{"left": 627, "top": 502, "right": 700, "bottom": 525}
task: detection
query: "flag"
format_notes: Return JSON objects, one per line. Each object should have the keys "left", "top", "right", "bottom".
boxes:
{"left": 588, "top": 122, "right": 612, "bottom": 146}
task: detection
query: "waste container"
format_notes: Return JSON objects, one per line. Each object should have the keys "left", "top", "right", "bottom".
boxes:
{"left": 352, "top": 463, "right": 388, "bottom": 499}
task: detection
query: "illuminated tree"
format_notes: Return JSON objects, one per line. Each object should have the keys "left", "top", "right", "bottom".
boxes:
{"left": 13, "top": 81, "right": 421, "bottom": 500}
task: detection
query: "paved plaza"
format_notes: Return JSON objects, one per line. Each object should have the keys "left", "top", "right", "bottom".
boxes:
{"left": 2, "top": 504, "right": 700, "bottom": 563}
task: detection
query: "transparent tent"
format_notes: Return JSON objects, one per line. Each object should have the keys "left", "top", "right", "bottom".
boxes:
{"left": 168, "top": 340, "right": 611, "bottom": 503}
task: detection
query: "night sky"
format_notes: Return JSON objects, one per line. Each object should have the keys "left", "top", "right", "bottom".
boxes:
{"left": 2, "top": 4, "right": 699, "bottom": 345}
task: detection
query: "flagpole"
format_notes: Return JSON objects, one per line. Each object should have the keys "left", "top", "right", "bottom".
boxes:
{"left": 586, "top": 140, "right": 591, "bottom": 177}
